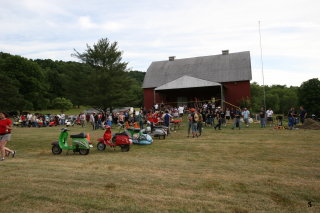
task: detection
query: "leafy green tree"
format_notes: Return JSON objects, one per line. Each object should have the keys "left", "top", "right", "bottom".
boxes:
{"left": 0, "top": 73, "right": 28, "bottom": 112}
{"left": 127, "top": 71, "right": 145, "bottom": 85}
{"left": 239, "top": 97, "right": 251, "bottom": 109}
{"left": 72, "top": 38, "right": 127, "bottom": 70}
{"left": 250, "top": 83, "right": 299, "bottom": 113}
{"left": 52, "top": 97, "right": 73, "bottom": 113}
{"left": 0, "top": 53, "right": 49, "bottom": 111}
{"left": 298, "top": 78, "right": 320, "bottom": 115}
{"left": 250, "top": 82, "right": 264, "bottom": 112}
{"left": 72, "top": 38, "right": 142, "bottom": 112}
{"left": 266, "top": 93, "right": 280, "bottom": 112}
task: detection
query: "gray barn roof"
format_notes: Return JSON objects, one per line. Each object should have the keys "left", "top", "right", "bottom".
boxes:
{"left": 142, "top": 51, "right": 252, "bottom": 89}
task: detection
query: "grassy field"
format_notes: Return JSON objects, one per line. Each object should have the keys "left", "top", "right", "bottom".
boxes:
{"left": 0, "top": 120, "right": 319, "bottom": 213}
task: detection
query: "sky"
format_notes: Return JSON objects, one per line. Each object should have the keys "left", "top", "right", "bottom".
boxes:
{"left": 1, "top": 0, "right": 319, "bottom": 86}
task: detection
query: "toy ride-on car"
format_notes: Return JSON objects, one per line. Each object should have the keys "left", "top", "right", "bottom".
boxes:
{"left": 51, "top": 128, "right": 93, "bottom": 155}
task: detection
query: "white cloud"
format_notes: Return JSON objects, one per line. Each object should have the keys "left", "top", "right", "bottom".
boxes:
{"left": 78, "top": 16, "right": 98, "bottom": 29}
{"left": 0, "top": 0, "right": 320, "bottom": 86}
{"left": 252, "top": 68, "right": 319, "bottom": 87}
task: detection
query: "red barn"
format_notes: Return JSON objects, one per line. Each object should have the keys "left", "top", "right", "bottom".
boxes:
{"left": 142, "top": 50, "right": 252, "bottom": 110}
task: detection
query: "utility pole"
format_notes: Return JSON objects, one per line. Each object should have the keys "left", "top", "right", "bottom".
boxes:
{"left": 259, "top": 21, "right": 266, "bottom": 110}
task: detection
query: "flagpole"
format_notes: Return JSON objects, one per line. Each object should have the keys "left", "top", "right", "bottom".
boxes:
{"left": 259, "top": 21, "right": 266, "bottom": 110}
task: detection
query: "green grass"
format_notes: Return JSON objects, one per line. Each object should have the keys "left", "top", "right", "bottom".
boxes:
{"left": 0, "top": 120, "right": 320, "bottom": 212}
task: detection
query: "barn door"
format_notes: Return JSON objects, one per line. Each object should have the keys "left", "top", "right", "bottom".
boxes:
{"left": 177, "top": 96, "right": 187, "bottom": 107}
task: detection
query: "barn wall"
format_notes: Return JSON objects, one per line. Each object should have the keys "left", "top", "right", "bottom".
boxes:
{"left": 144, "top": 81, "right": 251, "bottom": 110}
{"left": 143, "top": 88, "right": 155, "bottom": 110}
{"left": 223, "top": 81, "right": 251, "bottom": 106}
{"left": 154, "top": 92, "right": 163, "bottom": 104}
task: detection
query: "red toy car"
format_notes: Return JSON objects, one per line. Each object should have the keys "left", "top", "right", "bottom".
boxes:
{"left": 96, "top": 126, "right": 132, "bottom": 152}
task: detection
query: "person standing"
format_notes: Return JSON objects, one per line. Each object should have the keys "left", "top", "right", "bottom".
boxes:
{"left": 259, "top": 107, "right": 266, "bottom": 128}
{"left": 242, "top": 108, "right": 250, "bottom": 127}
{"left": 232, "top": 109, "right": 241, "bottom": 130}
{"left": 299, "top": 106, "right": 307, "bottom": 124}
{"left": 214, "top": 108, "right": 222, "bottom": 130}
{"left": 292, "top": 107, "right": 298, "bottom": 126}
{"left": 187, "top": 110, "right": 193, "bottom": 137}
{"left": 136, "top": 110, "right": 144, "bottom": 129}
{"left": 225, "top": 108, "right": 231, "bottom": 126}
{"left": 197, "top": 111, "right": 203, "bottom": 136}
{"left": 190, "top": 108, "right": 199, "bottom": 138}
{"left": 60, "top": 113, "right": 66, "bottom": 125}
{"left": 27, "top": 113, "right": 32, "bottom": 127}
{"left": 220, "top": 108, "right": 226, "bottom": 127}
{"left": 89, "top": 113, "right": 95, "bottom": 130}
{"left": 206, "top": 110, "right": 214, "bottom": 127}
{"left": 119, "top": 112, "right": 125, "bottom": 128}
{"left": 94, "top": 113, "right": 100, "bottom": 130}
{"left": 192, "top": 109, "right": 199, "bottom": 138}
{"left": 266, "top": 108, "right": 274, "bottom": 126}
{"left": 0, "top": 112, "right": 16, "bottom": 161}
{"left": 178, "top": 106, "right": 184, "bottom": 120}
{"left": 288, "top": 107, "right": 295, "bottom": 130}
{"left": 162, "top": 110, "right": 172, "bottom": 134}
{"left": 80, "top": 112, "right": 86, "bottom": 128}
{"left": 154, "top": 103, "right": 159, "bottom": 111}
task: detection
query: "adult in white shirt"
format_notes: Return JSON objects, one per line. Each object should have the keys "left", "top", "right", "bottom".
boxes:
{"left": 80, "top": 113, "right": 86, "bottom": 128}
{"left": 241, "top": 108, "right": 250, "bottom": 127}
{"left": 89, "top": 113, "right": 95, "bottom": 130}
{"left": 154, "top": 103, "right": 159, "bottom": 111}
{"left": 266, "top": 108, "right": 274, "bottom": 126}
{"left": 178, "top": 106, "right": 184, "bottom": 117}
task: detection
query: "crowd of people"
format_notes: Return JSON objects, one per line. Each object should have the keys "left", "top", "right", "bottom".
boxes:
{"left": 11, "top": 104, "right": 310, "bottom": 133}
{"left": 1, "top": 103, "right": 311, "bottom": 161}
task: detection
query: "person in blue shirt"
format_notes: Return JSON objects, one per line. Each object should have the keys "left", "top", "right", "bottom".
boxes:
{"left": 163, "top": 111, "right": 172, "bottom": 126}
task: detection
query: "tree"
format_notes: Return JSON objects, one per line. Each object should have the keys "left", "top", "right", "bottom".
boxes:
{"left": 266, "top": 93, "right": 280, "bottom": 112}
{"left": 250, "top": 82, "right": 300, "bottom": 113}
{"left": 0, "top": 73, "right": 30, "bottom": 112}
{"left": 0, "top": 53, "right": 49, "bottom": 111}
{"left": 250, "top": 82, "right": 264, "bottom": 112}
{"left": 72, "top": 38, "right": 141, "bottom": 112}
{"left": 239, "top": 97, "right": 251, "bottom": 109}
{"left": 52, "top": 97, "right": 73, "bottom": 113}
{"left": 72, "top": 38, "right": 127, "bottom": 70}
{"left": 298, "top": 78, "right": 320, "bottom": 115}
{"left": 127, "top": 71, "right": 146, "bottom": 85}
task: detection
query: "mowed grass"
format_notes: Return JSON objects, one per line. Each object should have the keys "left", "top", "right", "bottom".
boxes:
{"left": 0, "top": 121, "right": 320, "bottom": 213}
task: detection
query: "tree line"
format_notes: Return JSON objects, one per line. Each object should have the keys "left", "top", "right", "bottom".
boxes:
{"left": 241, "top": 79, "right": 320, "bottom": 115}
{"left": 1, "top": 37, "right": 319, "bottom": 115}
{"left": 0, "top": 38, "right": 145, "bottom": 113}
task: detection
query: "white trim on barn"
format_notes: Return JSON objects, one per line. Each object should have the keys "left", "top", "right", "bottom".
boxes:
{"left": 155, "top": 75, "right": 221, "bottom": 91}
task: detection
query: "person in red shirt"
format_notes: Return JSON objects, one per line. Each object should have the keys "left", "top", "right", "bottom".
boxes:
{"left": 0, "top": 112, "right": 15, "bottom": 161}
